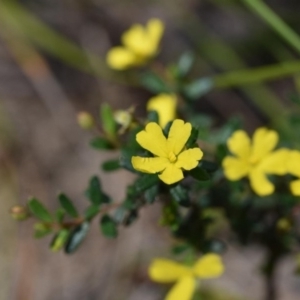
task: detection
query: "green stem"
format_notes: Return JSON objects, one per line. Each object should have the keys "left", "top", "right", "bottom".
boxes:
{"left": 213, "top": 60, "right": 300, "bottom": 88}
{"left": 241, "top": 0, "right": 300, "bottom": 55}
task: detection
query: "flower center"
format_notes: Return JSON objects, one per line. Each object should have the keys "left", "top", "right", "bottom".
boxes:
{"left": 249, "top": 155, "right": 259, "bottom": 165}
{"left": 168, "top": 151, "right": 177, "bottom": 163}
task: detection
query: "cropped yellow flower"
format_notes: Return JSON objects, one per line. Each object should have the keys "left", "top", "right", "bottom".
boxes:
{"left": 106, "top": 19, "right": 164, "bottom": 70}
{"left": 222, "top": 127, "right": 289, "bottom": 196}
{"left": 286, "top": 150, "right": 300, "bottom": 195}
{"left": 149, "top": 254, "right": 224, "bottom": 300}
{"left": 147, "top": 94, "right": 177, "bottom": 128}
{"left": 131, "top": 119, "right": 203, "bottom": 185}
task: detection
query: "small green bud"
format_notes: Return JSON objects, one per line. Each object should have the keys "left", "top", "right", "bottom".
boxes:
{"left": 77, "top": 112, "right": 95, "bottom": 130}
{"left": 277, "top": 218, "right": 291, "bottom": 232}
{"left": 50, "top": 229, "right": 70, "bottom": 252}
{"left": 10, "top": 205, "right": 29, "bottom": 221}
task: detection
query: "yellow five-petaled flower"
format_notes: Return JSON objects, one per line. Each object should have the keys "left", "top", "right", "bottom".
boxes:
{"left": 106, "top": 18, "right": 164, "bottom": 70}
{"left": 149, "top": 254, "right": 224, "bottom": 300}
{"left": 131, "top": 119, "right": 203, "bottom": 185}
{"left": 222, "top": 127, "right": 289, "bottom": 196}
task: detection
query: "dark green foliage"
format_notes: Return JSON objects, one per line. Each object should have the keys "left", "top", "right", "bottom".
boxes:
{"left": 100, "top": 215, "right": 118, "bottom": 238}
{"left": 101, "top": 159, "right": 120, "bottom": 172}
{"left": 58, "top": 193, "right": 79, "bottom": 218}
{"left": 90, "top": 137, "right": 114, "bottom": 150}
{"left": 147, "top": 110, "right": 159, "bottom": 123}
{"left": 185, "top": 127, "right": 199, "bottom": 149}
{"left": 182, "top": 77, "right": 214, "bottom": 100}
{"left": 84, "top": 205, "right": 100, "bottom": 221}
{"left": 28, "top": 198, "right": 53, "bottom": 222}
{"left": 189, "top": 166, "right": 211, "bottom": 181}
{"left": 85, "top": 176, "right": 110, "bottom": 206}
{"left": 176, "top": 51, "right": 195, "bottom": 78}
{"left": 140, "top": 71, "right": 171, "bottom": 93}
{"left": 50, "top": 229, "right": 70, "bottom": 252}
{"left": 65, "top": 222, "right": 90, "bottom": 254}
{"left": 170, "top": 184, "right": 191, "bottom": 207}
{"left": 100, "top": 103, "right": 117, "bottom": 137}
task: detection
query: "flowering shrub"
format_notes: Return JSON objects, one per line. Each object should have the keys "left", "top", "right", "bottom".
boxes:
{"left": 10, "top": 9, "right": 300, "bottom": 300}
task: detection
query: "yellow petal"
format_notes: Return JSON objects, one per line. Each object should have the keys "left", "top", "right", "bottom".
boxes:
{"left": 176, "top": 148, "right": 203, "bottom": 170}
{"left": 167, "top": 120, "right": 192, "bottom": 155}
{"left": 149, "top": 259, "right": 192, "bottom": 283}
{"left": 147, "top": 94, "right": 177, "bottom": 128}
{"left": 259, "top": 148, "right": 289, "bottom": 174}
{"left": 287, "top": 150, "right": 300, "bottom": 177}
{"left": 166, "top": 276, "right": 196, "bottom": 300}
{"left": 227, "top": 130, "right": 251, "bottom": 159}
{"left": 136, "top": 122, "right": 168, "bottom": 157}
{"left": 159, "top": 164, "right": 184, "bottom": 184}
{"left": 106, "top": 47, "right": 138, "bottom": 70}
{"left": 222, "top": 157, "right": 250, "bottom": 180}
{"left": 193, "top": 254, "right": 224, "bottom": 279}
{"left": 147, "top": 18, "right": 164, "bottom": 48}
{"left": 131, "top": 156, "right": 168, "bottom": 173}
{"left": 251, "top": 127, "right": 278, "bottom": 161}
{"left": 249, "top": 168, "right": 274, "bottom": 196}
{"left": 290, "top": 179, "right": 300, "bottom": 196}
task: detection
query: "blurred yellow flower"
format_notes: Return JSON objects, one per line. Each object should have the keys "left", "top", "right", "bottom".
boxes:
{"left": 147, "top": 94, "right": 177, "bottom": 128}
{"left": 131, "top": 119, "right": 203, "bottom": 184}
{"left": 106, "top": 19, "right": 164, "bottom": 70}
{"left": 286, "top": 150, "right": 300, "bottom": 195}
{"left": 222, "top": 127, "right": 289, "bottom": 196}
{"left": 149, "top": 254, "right": 224, "bottom": 300}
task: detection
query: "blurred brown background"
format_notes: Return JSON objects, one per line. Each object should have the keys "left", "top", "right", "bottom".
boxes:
{"left": 1, "top": 0, "right": 300, "bottom": 299}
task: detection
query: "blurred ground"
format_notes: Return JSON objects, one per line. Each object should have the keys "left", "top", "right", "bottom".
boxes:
{"left": 1, "top": 0, "right": 300, "bottom": 299}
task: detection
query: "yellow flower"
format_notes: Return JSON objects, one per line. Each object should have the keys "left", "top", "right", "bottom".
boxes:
{"left": 147, "top": 94, "right": 177, "bottom": 128}
{"left": 222, "top": 127, "right": 289, "bottom": 196}
{"left": 286, "top": 150, "right": 300, "bottom": 195}
{"left": 106, "top": 19, "right": 164, "bottom": 70}
{"left": 131, "top": 119, "right": 203, "bottom": 185}
{"left": 149, "top": 254, "right": 224, "bottom": 300}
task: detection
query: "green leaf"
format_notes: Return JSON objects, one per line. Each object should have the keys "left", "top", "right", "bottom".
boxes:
{"left": 170, "top": 185, "right": 190, "bottom": 207}
{"left": 140, "top": 71, "right": 171, "bottom": 93}
{"left": 101, "top": 159, "right": 120, "bottom": 172}
{"left": 84, "top": 205, "right": 100, "bottom": 221}
{"left": 172, "top": 243, "right": 190, "bottom": 255}
{"left": 85, "top": 176, "right": 110, "bottom": 205}
{"left": 100, "top": 103, "right": 117, "bottom": 137}
{"left": 177, "top": 51, "right": 195, "bottom": 78}
{"left": 90, "top": 137, "right": 114, "bottom": 150}
{"left": 189, "top": 166, "right": 211, "bottom": 181}
{"left": 65, "top": 222, "right": 90, "bottom": 254}
{"left": 55, "top": 208, "right": 65, "bottom": 223}
{"left": 123, "top": 209, "right": 138, "bottom": 226}
{"left": 199, "top": 160, "right": 219, "bottom": 173}
{"left": 183, "top": 77, "right": 214, "bottom": 100}
{"left": 147, "top": 110, "right": 159, "bottom": 123}
{"left": 144, "top": 185, "right": 159, "bottom": 204}
{"left": 185, "top": 127, "right": 199, "bottom": 149}
{"left": 28, "top": 198, "right": 53, "bottom": 222}
{"left": 100, "top": 215, "right": 118, "bottom": 238}
{"left": 34, "top": 222, "right": 52, "bottom": 239}
{"left": 50, "top": 229, "right": 70, "bottom": 252}
{"left": 119, "top": 148, "right": 136, "bottom": 172}
{"left": 134, "top": 174, "right": 159, "bottom": 193}
{"left": 58, "top": 193, "right": 79, "bottom": 218}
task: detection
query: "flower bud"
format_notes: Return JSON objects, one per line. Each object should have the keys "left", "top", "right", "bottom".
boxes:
{"left": 77, "top": 112, "right": 95, "bottom": 130}
{"left": 10, "top": 205, "right": 29, "bottom": 221}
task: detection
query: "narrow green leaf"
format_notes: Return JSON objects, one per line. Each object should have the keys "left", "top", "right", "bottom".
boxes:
{"left": 101, "top": 159, "right": 120, "bottom": 172}
{"left": 84, "top": 205, "right": 100, "bottom": 221}
{"left": 90, "top": 137, "right": 114, "bottom": 150}
{"left": 134, "top": 174, "right": 159, "bottom": 193}
{"left": 28, "top": 198, "right": 53, "bottom": 222}
{"left": 199, "top": 160, "right": 219, "bottom": 173}
{"left": 189, "top": 166, "right": 211, "bottom": 181}
{"left": 177, "top": 52, "right": 195, "bottom": 78}
{"left": 140, "top": 71, "right": 171, "bottom": 93}
{"left": 65, "top": 222, "right": 90, "bottom": 254}
{"left": 34, "top": 222, "right": 52, "bottom": 239}
{"left": 119, "top": 148, "right": 136, "bottom": 172}
{"left": 123, "top": 209, "right": 138, "bottom": 226}
{"left": 100, "top": 215, "right": 118, "bottom": 238}
{"left": 100, "top": 103, "right": 116, "bottom": 137}
{"left": 50, "top": 229, "right": 70, "bottom": 252}
{"left": 170, "top": 185, "right": 190, "bottom": 207}
{"left": 147, "top": 110, "right": 159, "bottom": 123}
{"left": 144, "top": 185, "right": 159, "bottom": 204}
{"left": 85, "top": 176, "right": 110, "bottom": 205}
{"left": 183, "top": 77, "right": 214, "bottom": 100}
{"left": 55, "top": 208, "right": 65, "bottom": 223}
{"left": 185, "top": 127, "right": 199, "bottom": 149}
{"left": 58, "top": 193, "right": 79, "bottom": 218}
